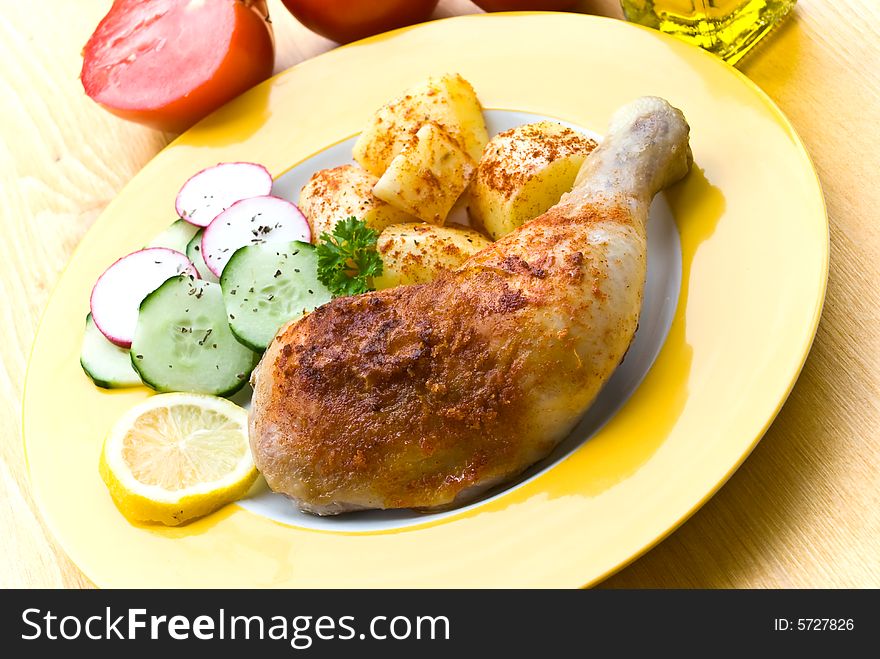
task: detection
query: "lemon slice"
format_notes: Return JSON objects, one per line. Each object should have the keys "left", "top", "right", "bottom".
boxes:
{"left": 99, "top": 393, "right": 257, "bottom": 526}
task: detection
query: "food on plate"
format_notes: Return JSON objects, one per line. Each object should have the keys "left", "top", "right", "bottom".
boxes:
{"left": 221, "top": 241, "right": 331, "bottom": 351}
{"left": 373, "top": 223, "right": 492, "bottom": 289}
{"left": 280, "top": 0, "right": 440, "bottom": 44}
{"left": 131, "top": 274, "right": 260, "bottom": 395}
{"left": 200, "top": 196, "right": 311, "bottom": 277}
{"left": 469, "top": 121, "right": 598, "bottom": 240}
{"left": 373, "top": 123, "right": 477, "bottom": 225}
{"left": 177, "top": 162, "right": 273, "bottom": 227}
{"left": 472, "top": 0, "right": 578, "bottom": 11}
{"left": 81, "top": 169, "right": 325, "bottom": 394}
{"left": 99, "top": 393, "right": 256, "bottom": 525}
{"left": 186, "top": 229, "right": 219, "bottom": 283}
{"left": 353, "top": 73, "right": 488, "bottom": 177}
{"left": 250, "top": 97, "right": 692, "bottom": 514}
{"left": 147, "top": 218, "right": 200, "bottom": 253}
{"left": 81, "top": 70, "right": 690, "bottom": 524}
{"left": 315, "top": 218, "right": 384, "bottom": 297}
{"left": 299, "top": 165, "right": 417, "bottom": 239}
{"left": 90, "top": 247, "right": 198, "bottom": 348}
{"left": 80, "top": 314, "right": 142, "bottom": 389}
{"left": 81, "top": 0, "right": 275, "bottom": 133}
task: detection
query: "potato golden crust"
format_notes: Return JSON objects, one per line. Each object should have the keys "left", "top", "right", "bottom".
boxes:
{"left": 353, "top": 73, "right": 488, "bottom": 177}
{"left": 298, "top": 164, "right": 416, "bottom": 240}
{"left": 470, "top": 122, "right": 598, "bottom": 240}
{"left": 374, "top": 223, "right": 492, "bottom": 289}
{"left": 478, "top": 123, "right": 596, "bottom": 197}
{"left": 373, "top": 122, "right": 477, "bottom": 225}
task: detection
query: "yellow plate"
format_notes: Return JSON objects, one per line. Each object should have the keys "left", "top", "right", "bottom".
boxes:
{"left": 23, "top": 13, "right": 827, "bottom": 587}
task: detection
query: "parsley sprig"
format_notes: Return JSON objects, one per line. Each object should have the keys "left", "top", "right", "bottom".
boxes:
{"left": 315, "top": 217, "right": 383, "bottom": 298}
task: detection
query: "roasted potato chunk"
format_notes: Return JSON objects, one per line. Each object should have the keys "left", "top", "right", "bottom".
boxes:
{"left": 299, "top": 164, "right": 417, "bottom": 240}
{"left": 373, "top": 223, "right": 492, "bottom": 289}
{"left": 373, "top": 123, "right": 477, "bottom": 225}
{"left": 353, "top": 73, "right": 488, "bottom": 177}
{"left": 469, "top": 122, "right": 597, "bottom": 240}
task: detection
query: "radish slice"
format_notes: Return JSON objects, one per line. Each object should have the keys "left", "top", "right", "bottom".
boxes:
{"left": 90, "top": 248, "right": 198, "bottom": 348}
{"left": 201, "top": 195, "right": 311, "bottom": 277}
{"left": 175, "top": 162, "right": 273, "bottom": 227}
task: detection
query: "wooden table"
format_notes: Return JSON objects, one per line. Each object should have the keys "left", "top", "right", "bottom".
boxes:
{"left": 2, "top": 0, "right": 877, "bottom": 588}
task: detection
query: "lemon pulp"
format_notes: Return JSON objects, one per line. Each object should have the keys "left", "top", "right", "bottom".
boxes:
{"left": 100, "top": 393, "right": 257, "bottom": 526}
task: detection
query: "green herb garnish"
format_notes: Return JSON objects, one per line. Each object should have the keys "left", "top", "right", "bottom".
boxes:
{"left": 315, "top": 217, "right": 383, "bottom": 297}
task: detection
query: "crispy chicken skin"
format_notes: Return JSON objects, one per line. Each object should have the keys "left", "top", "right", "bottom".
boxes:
{"left": 250, "top": 97, "right": 692, "bottom": 514}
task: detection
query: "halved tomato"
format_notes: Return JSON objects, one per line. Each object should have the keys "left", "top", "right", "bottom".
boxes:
{"left": 81, "top": 0, "right": 275, "bottom": 133}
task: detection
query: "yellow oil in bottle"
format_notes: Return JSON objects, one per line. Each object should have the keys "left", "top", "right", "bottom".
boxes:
{"left": 620, "top": 1, "right": 797, "bottom": 64}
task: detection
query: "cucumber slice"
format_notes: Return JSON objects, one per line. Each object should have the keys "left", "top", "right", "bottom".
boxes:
{"left": 220, "top": 241, "right": 331, "bottom": 351}
{"left": 186, "top": 229, "right": 219, "bottom": 283}
{"left": 131, "top": 275, "right": 259, "bottom": 395}
{"left": 147, "top": 219, "right": 199, "bottom": 253}
{"left": 80, "top": 313, "right": 143, "bottom": 389}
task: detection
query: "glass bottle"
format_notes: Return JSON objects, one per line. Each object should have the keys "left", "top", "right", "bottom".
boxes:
{"left": 620, "top": 1, "right": 797, "bottom": 64}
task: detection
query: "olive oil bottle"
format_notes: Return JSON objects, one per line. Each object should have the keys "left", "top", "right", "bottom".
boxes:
{"left": 620, "top": 1, "right": 797, "bottom": 64}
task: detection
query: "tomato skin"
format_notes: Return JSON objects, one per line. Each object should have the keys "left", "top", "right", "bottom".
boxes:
{"left": 280, "top": 0, "right": 439, "bottom": 44}
{"left": 472, "top": 0, "right": 578, "bottom": 10}
{"left": 82, "top": 0, "right": 275, "bottom": 133}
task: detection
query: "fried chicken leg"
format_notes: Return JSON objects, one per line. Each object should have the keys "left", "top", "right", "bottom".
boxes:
{"left": 250, "top": 97, "right": 692, "bottom": 514}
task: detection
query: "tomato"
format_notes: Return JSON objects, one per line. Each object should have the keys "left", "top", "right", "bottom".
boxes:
{"left": 472, "top": 0, "right": 579, "bottom": 10}
{"left": 280, "top": 0, "right": 439, "bottom": 44}
{"left": 81, "top": 0, "right": 274, "bottom": 133}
